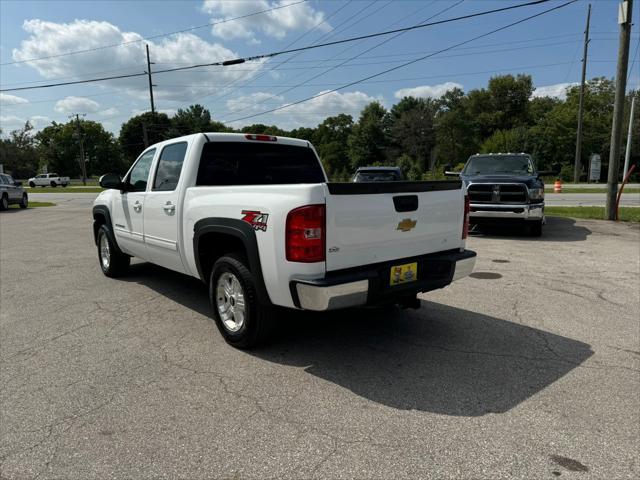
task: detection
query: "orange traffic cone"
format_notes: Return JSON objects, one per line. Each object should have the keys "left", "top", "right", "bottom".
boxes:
{"left": 554, "top": 179, "right": 562, "bottom": 193}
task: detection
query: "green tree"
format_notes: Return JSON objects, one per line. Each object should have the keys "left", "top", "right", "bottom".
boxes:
{"left": 169, "top": 104, "right": 212, "bottom": 136}
{"left": 119, "top": 112, "right": 171, "bottom": 163}
{"left": 347, "top": 101, "right": 388, "bottom": 170}
{"left": 0, "top": 122, "right": 39, "bottom": 178}
{"left": 36, "top": 120, "right": 123, "bottom": 177}
{"left": 480, "top": 127, "right": 531, "bottom": 154}
{"left": 388, "top": 97, "right": 437, "bottom": 172}
{"left": 313, "top": 114, "right": 353, "bottom": 179}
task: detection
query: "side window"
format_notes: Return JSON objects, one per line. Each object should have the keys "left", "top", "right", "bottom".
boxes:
{"left": 6, "top": 175, "right": 14, "bottom": 184}
{"left": 0, "top": 175, "right": 6, "bottom": 185}
{"left": 127, "top": 149, "right": 156, "bottom": 192}
{"left": 153, "top": 142, "right": 187, "bottom": 191}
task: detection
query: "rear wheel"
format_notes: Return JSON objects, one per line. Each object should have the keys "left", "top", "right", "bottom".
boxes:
{"left": 97, "top": 225, "right": 130, "bottom": 277}
{"left": 209, "top": 254, "right": 273, "bottom": 349}
{"left": 0, "top": 194, "right": 8, "bottom": 211}
{"left": 29, "top": 181, "right": 35, "bottom": 188}
{"left": 19, "top": 194, "right": 28, "bottom": 209}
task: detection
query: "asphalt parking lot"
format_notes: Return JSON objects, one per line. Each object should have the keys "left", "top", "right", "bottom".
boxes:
{"left": 1, "top": 201, "right": 639, "bottom": 479}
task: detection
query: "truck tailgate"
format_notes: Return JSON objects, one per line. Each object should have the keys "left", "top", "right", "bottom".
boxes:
{"left": 323, "top": 181, "right": 464, "bottom": 271}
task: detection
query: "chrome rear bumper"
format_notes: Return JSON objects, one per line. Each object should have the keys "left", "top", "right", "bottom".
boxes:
{"left": 291, "top": 250, "right": 476, "bottom": 311}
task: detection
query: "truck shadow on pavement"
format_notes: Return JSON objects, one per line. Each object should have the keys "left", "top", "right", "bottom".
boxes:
{"left": 471, "top": 216, "right": 591, "bottom": 241}
{"left": 122, "top": 263, "right": 594, "bottom": 417}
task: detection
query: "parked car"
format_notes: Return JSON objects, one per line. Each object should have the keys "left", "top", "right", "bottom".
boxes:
{"left": 0, "top": 173, "right": 28, "bottom": 210}
{"left": 353, "top": 166, "right": 404, "bottom": 182}
{"left": 446, "top": 153, "right": 558, "bottom": 236}
{"left": 93, "top": 133, "right": 475, "bottom": 348}
{"left": 28, "top": 173, "right": 70, "bottom": 188}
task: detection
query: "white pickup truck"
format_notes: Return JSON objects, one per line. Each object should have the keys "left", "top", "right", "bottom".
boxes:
{"left": 93, "top": 133, "right": 475, "bottom": 347}
{"left": 28, "top": 173, "right": 70, "bottom": 187}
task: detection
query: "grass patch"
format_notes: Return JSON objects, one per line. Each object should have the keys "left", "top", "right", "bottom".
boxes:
{"left": 546, "top": 206, "right": 640, "bottom": 222}
{"left": 545, "top": 188, "right": 640, "bottom": 194}
{"left": 7, "top": 201, "right": 56, "bottom": 208}
{"left": 25, "top": 187, "right": 103, "bottom": 193}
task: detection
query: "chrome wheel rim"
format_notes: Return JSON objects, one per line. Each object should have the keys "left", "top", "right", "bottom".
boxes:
{"left": 99, "top": 234, "right": 110, "bottom": 269}
{"left": 22, "top": 195, "right": 28, "bottom": 207}
{"left": 216, "top": 272, "right": 245, "bottom": 332}
{"left": 1, "top": 197, "right": 7, "bottom": 209}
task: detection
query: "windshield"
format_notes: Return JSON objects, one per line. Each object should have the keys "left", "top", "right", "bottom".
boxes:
{"left": 462, "top": 156, "right": 533, "bottom": 175}
{"left": 354, "top": 171, "right": 401, "bottom": 182}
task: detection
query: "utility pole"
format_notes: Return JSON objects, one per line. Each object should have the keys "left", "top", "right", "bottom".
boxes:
{"left": 142, "top": 123, "right": 149, "bottom": 148}
{"left": 70, "top": 113, "right": 87, "bottom": 185}
{"left": 606, "top": 0, "right": 634, "bottom": 220}
{"left": 623, "top": 94, "right": 636, "bottom": 178}
{"left": 145, "top": 44, "right": 156, "bottom": 115}
{"left": 574, "top": 3, "right": 591, "bottom": 183}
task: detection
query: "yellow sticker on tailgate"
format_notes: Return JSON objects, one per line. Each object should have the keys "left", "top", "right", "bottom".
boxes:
{"left": 390, "top": 262, "right": 418, "bottom": 286}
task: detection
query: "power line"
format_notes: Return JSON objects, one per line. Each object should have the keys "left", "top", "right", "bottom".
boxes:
{"left": 0, "top": 0, "right": 309, "bottom": 66}
{"left": 0, "top": 0, "right": 559, "bottom": 93}
{"left": 220, "top": 0, "right": 460, "bottom": 119}
{"left": 224, "top": 0, "right": 578, "bottom": 124}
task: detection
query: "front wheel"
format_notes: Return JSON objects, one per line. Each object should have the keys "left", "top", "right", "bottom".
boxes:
{"left": 29, "top": 182, "right": 35, "bottom": 188}
{"left": 0, "top": 195, "right": 8, "bottom": 211}
{"left": 528, "top": 220, "right": 543, "bottom": 237}
{"left": 209, "top": 254, "right": 273, "bottom": 349}
{"left": 97, "top": 225, "right": 130, "bottom": 277}
{"left": 50, "top": 181, "right": 57, "bottom": 188}
{"left": 19, "top": 194, "right": 28, "bottom": 209}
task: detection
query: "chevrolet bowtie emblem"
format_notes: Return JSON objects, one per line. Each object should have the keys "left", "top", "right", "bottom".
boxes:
{"left": 396, "top": 218, "right": 417, "bottom": 232}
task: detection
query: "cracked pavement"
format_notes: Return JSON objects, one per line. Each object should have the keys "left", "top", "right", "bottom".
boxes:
{"left": 1, "top": 201, "right": 639, "bottom": 479}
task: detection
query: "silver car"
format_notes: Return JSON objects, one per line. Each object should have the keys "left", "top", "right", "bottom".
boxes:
{"left": 0, "top": 173, "right": 28, "bottom": 210}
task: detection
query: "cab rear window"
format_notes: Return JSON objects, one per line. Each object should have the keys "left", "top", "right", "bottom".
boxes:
{"left": 196, "top": 142, "right": 325, "bottom": 186}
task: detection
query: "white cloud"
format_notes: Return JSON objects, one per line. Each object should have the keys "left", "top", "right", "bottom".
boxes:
{"left": 12, "top": 19, "right": 265, "bottom": 103}
{"left": 532, "top": 82, "right": 577, "bottom": 100}
{"left": 0, "top": 93, "right": 29, "bottom": 105}
{"left": 0, "top": 114, "right": 49, "bottom": 132}
{"left": 202, "top": 0, "right": 330, "bottom": 43}
{"left": 29, "top": 115, "right": 50, "bottom": 127}
{"left": 226, "top": 92, "right": 284, "bottom": 114}
{"left": 98, "top": 107, "right": 120, "bottom": 116}
{"left": 394, "top": 82, "right": 463, "bottom": 100}
{"left": 263, "top": 90, "right": 381, "bottom": 129}
{"left": 0, "top": 115, "right": 25, "bottom": 126}
{"left": 54, "top": 96, "right": 100, "bottom": 114}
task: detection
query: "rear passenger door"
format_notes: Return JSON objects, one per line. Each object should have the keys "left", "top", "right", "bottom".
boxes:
{"left": 143, "top": 141, "right": 188, "bottom": 273}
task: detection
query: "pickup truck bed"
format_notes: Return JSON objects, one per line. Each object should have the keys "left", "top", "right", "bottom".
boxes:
{"left": 93, "top": 132, "right": 475, "bottom": 347}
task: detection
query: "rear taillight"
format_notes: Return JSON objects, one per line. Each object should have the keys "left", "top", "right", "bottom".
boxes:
{"left": 245, "top": 134, "right": 277, "bottom": 142}
{"left": 462, "top": 195, "right": 470, "bottom": 239}
{"left": 286, "top": 205, "right": 325, "bottom": 262}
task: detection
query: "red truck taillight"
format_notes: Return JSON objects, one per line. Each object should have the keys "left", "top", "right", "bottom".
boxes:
{"left": 462, "top": 195, "right": 470, "bottom": 239}
{"left": 286, "top": 205, "right": 325, "bottom": 262}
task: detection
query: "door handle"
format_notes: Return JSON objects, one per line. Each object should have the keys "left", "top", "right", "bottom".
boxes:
{"left": 163, "top": 201, "right": 175, "bottom": 214}
{"left": 133, "top": 201, "right": 142, "bottom": 213}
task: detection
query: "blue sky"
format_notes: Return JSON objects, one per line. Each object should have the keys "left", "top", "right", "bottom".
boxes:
{"left": 0, "top": 0, "right": 638, "bottom": 136}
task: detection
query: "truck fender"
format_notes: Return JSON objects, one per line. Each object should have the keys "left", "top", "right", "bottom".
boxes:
{"left": 92, "top": 205, "right": 126, "bottom": 256}
{"left": 193, "top": 218, "right": 271, "bottom": 305}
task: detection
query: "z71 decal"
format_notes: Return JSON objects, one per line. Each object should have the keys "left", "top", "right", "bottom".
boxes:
{"left": 241, "top": 210, "right": 269, "bottom": 232}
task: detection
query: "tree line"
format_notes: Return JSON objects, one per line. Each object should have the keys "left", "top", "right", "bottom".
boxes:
{"left": 1, "top": 74, "right": 638, "bottom": 182}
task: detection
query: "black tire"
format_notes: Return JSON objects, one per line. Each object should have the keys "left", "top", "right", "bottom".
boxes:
{"left": 209, "top": 254, "right": 274, "bottom": 349}
{"left": 50, "top": 181, "right": 57, "bottom": 187}
{"left": 29, "top": 182, "right": 35, "bottom": 188}
{"left": 62, "top": 183, "right": 68, "bottom": 188}
{"left": 19, "top": 194, "right": 28, "bottom": 209}
{"left": 0, "top": 194, "right": 8, "bottom": 211}
{"left": 97, "top": 224, "right": 130, "bottom": 277}
{"left": 528, "top": 220, "right": 543, "bottom": 237}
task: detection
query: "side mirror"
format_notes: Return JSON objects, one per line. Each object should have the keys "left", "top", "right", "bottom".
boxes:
{"left": 444, "top": 171, "right": 461, "bottom": 177}
{"left": 99, "top": 173, "right": 123, "bottom": 190}
{"left": 14, "top": 181, "right": 22, "bottom": 187}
